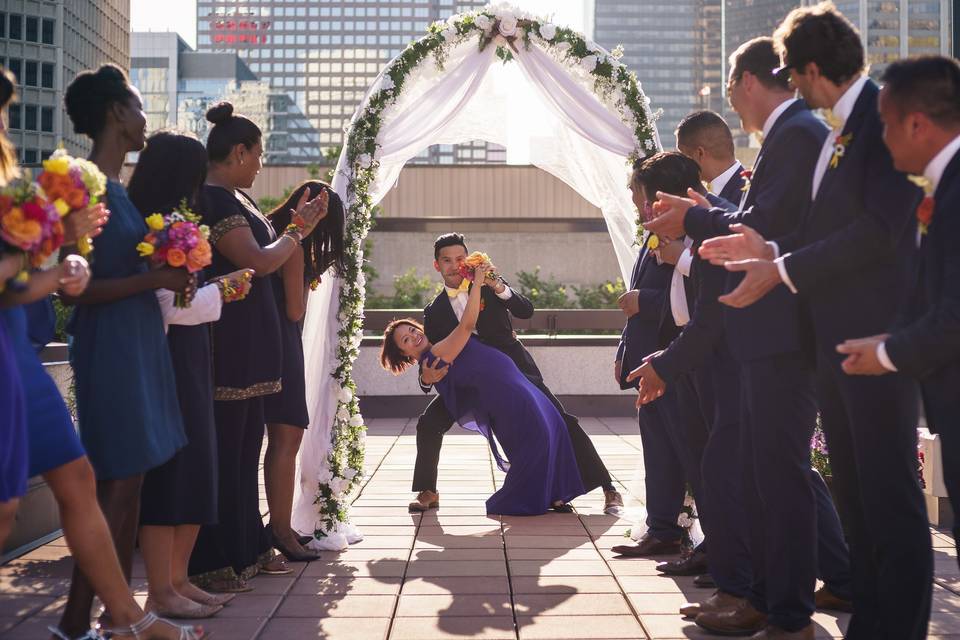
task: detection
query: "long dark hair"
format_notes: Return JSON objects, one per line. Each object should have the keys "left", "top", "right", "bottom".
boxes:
{"left": 128, "top": 130, "right": 208, "bottom": 215}
{"left": 269, "top": 180, "right": 346, "bottom": 284}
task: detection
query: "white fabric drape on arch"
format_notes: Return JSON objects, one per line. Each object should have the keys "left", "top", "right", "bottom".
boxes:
{"left": 292, "top": 35, "right": 660, "bottom": 541}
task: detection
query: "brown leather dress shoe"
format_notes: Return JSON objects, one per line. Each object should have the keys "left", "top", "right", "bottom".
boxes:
{"left": 748, "top": 624, "right": 814, "bottom": 639}
{"left": 814, "top": 585, "right": 853, "bottom": 613}
{"left": 696, "top": 599, "right": 767, "bottom": 635}
{"left": 408, "top": 490, "right": 439, "bottom": 512}
{"left": 603, "top": 490, "right": 625, "bottom": 515}
{"left": 679, "top": 590, "right": 744, "bottom": 618}
{"left": 611, "top": 534, "right": 682, "bottom": 557}
{"left": 657, "top": 548, "right": 708, "bottom": 575}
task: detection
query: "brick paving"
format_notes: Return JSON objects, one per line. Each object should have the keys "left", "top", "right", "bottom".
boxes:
{"left": 2, "top": 417, "right": 958, "bottom": 639}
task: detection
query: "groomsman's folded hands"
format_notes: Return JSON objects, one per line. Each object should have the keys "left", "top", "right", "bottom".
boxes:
{"left": 835, "top": 334, "right": 892, "bottom": 375}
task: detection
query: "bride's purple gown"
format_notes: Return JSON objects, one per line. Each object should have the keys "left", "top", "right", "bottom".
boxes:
{"left": 424, "top": 336, "right": 585, "bottom": 515}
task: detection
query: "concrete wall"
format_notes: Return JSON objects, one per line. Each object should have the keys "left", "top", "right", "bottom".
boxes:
{"left": 366, "top": 230, "right": 623, "bottom": 295}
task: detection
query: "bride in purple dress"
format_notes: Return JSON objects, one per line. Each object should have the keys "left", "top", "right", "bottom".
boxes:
{"left": 380, "top": 260, "right": 585, "bottom": 516}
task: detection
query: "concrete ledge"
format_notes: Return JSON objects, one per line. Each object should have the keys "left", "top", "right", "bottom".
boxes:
{"left": 359, "top": 394, "right": 638, "bottom": 419}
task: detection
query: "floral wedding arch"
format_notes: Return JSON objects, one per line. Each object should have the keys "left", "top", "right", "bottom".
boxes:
{"left": 292, "top": 2, "right": 662, "bottom": 549}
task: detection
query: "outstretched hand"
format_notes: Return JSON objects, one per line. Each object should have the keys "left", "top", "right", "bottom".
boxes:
{"left": 293, "top": 188, "right": 329, "bottom": 236}
{"left": 836, "top": 334, "right": 891, "bottom": 375}
{"left": 716, "top": 259, "right": 781, "bottom": 308}
{"left": 698, "top": 224, "right": 774, "bottom": 265}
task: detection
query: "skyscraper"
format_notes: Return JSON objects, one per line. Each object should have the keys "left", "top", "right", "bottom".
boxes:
{"left": 593, "top": 0, "right": 723, "bottom": 150}
{"left": 0, "top": 0, "right": 129, "bottom": 165}
{"left": 195, "top": 0, "right": 505, "bottom": 164}
{"left": 131, "top": 31, "right": 321, "bottom": 165}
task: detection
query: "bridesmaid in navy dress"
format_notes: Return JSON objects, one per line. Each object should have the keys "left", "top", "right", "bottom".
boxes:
{"left": 188, "top": 102, "right": 327, "bottom": 591}
{"left": 59, "top": 65, "right": 200, "bottom": 639}
{"left": 263, "top": 180, "right": 345, "bottom": 561}
{"left": 380, "top": 261, "right": 585, "bottom": 516}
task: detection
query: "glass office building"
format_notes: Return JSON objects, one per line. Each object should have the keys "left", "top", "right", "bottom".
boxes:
{"left": 0, "top": 0, "right": 129, "bottom": 165}
{"left": 195, "top": 0, "right": 505, "bottom": 164}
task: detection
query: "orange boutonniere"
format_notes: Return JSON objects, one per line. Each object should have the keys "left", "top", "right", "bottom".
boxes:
{"left": 740, "top": 168, "right": 753, "bottom": 193}
{"left": 916, "top": 196, "right": 935, "bottom": 235}
{"left": 479, "top": 299, "right": 486, "bottom": 312}
{"left": 829, "top": 133, "right": 853, "bottom": 169}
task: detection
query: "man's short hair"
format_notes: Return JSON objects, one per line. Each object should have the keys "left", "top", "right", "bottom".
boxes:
{"left": 773, "top": 1, "right": 864, "bottom": 86}
{"left": 675, "top": 110, "right": 735, "bottom": 161}
{"left": 729, "top": 37, "right": 791, "bottom": 92}
{"left": 881, "top": 56, "right": 960, "bottom": 129}
{"left": 633, "top": 152, "right": 706, "bottom": 200}
{"left": 433, "top": 232, "right": 468, "bottom": 260}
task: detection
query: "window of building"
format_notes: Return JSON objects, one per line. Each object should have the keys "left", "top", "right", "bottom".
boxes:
{"left": 8, "top": 104, "right": 20, "bottom": 129}
{"left": 23, "top": 148, "right": 38, "bottom": 165}
{"left": 8, "top": 58, "right": 21, "bottom": 84}
{"left": 41, "top": 18, "right": 54, "bottom": 45}
{"left": 41, "top": 149, "right": 53, "bottom": 161}
{"left": 41, "top": 106, "right": 53, "bottom": 132}
{"left": 24, "top": 105, "right": 37, "bottom": 131}
{"left": 8, "top": 13, "right": 22, "bottom": 40}
{"left": 24, "top": 61, "right": 37, "bottom": 87}
{"left": 25, "top": 16, "right": 38, "bottom": 42}
{"left": 41, "top": 63, "right": 53, "bottom": 88}
{"left": 0, "top": 13, "right": 6, "bottom": 38}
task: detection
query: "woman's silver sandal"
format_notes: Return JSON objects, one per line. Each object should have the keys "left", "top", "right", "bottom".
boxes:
{"left": 107, "top": 612, "right": 207, "bottom": 639}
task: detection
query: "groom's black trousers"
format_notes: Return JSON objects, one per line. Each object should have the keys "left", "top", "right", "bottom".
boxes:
{"left": 412, "top": 369, "right": 613, "bottom": 494}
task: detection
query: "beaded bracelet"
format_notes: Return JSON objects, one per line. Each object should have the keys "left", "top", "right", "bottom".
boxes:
{"left": 283, "top": 225, "right": 303, "bottom": 243}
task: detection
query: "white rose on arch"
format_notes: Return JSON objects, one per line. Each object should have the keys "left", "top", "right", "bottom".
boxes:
{"left": 498, "top": 13, "right": 518, "bottom": 37}
{"left": 554, "top": 41, "right": 572, "bottom": 57}
{"left": 356, "top": 154, "right": 373, "bottom": 169}
{"left": 338, "top": 386, "right": 354, "bottom": 403}
{"left": 539, "top": 23, "right": 557, "bottom": 41}
{"left": 441, "top": 27, "right": 457, "bottom": 42}
{"left": 581, "top": 54, "right": 599, "bottom": 73}
{"left": 474, "top": 14, "right": 493, "bottom": 32}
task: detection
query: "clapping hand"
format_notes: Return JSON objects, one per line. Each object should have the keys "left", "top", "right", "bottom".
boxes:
{"left": 293, "top": 188, "right": 330, "bottom": 237}
{"left": 698, "top": 223, "right": 774, "bottom": 265}
{"left": 626, "top": 351, "right": 666, "bottom": 407}
{"left": 836, "top": 334, "right": 891, "bottom": 375}
{"left": 57, "top": 255, "right": 91, "bottom": 297}
{"left": 646, "top": 189, "right": 711, "bottom": 240}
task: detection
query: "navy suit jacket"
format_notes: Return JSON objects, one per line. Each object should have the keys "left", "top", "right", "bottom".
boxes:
{"left": 616, "top": 242, "right": 679, "bottom": 390}
{"left": 419, "top": 283, "right": 536, "bottom": 393}
{"left": 886, "top": 149, "right": 960, "bottom": 434}
{"left": 648, "top": 192, "right": 739, "bottom": 385}
{"left": 684, "top": 100, "right": 829, "bottom": 360}
{"left": 777, "top": 80, "right": 922, "bottom": 345}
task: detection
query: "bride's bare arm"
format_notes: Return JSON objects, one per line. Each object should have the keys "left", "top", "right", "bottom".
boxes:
{"left": 431, "top": 264, "right": 489, "bottom": 363}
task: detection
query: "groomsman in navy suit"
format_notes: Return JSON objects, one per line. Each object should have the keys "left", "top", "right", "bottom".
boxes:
{"left": 675, "top": 110, "right": 746, "bottom": 208}
{"left": 649, "top": 37, "right": 852, "bottom": 637}
{"left": 625, "top": 152, "right": 755, "bottom": 624}
{"left": 697, "top": 5, "right": 932, "bottom": 638}
{"left": 837, "top": 55, "right": 960, "bottom": 566}
{"left": 609, "top": 160, "right": 703, "bottom": 557}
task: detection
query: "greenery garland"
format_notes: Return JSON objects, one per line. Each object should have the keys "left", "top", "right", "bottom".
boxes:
{"left": 313, "top": 2, "right": 660, "bottom": 539}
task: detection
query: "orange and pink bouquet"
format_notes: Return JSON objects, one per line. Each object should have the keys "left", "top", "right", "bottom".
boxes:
{"left": 137, "top": 204, "right": 212, "bottom": 307}
{"left": 0, "top": 179, "right": 64, "bottom": 290}
{"left": 457, "top": 251, "right": 495, "bottom": 282}
{"left": 36, "top": 149, "right": 107, "bottom": 257}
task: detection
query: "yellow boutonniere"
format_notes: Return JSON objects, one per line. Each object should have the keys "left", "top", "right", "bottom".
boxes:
{"left": 646, "top": 233, "right": 660, "bottom": 251}
{"left": 829, "top": 133, "right": 853, "bottom": 169}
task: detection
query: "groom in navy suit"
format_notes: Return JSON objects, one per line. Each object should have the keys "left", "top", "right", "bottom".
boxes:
{"left": 648, "top": 37, "right": 852, "bottom": 636}
{"left": 837, "top": 55, "right": 960, "bottom": 566}
{"left": 697, "top": 6, "right": 932, "bottom": 638}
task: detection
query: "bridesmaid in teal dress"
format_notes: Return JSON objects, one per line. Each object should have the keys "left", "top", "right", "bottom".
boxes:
{"left": 58, "top": 64, "right": 198, "bottom": 638}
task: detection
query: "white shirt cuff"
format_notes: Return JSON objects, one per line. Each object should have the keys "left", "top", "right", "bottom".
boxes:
{"left": 495, "top": 285, "right": 513, "bottom": 300}
{"left": 877, "top": 341, "right": 898, "bottom": 372}
{"left": 677, "top": 249, "right": 693, "bottom": 277}
{"left": 767, "top": 241, "right": 781, "bottom": 259}
{"left": 156, "top": 284, "right": 223, "bottom": 334}
{"left": 774, "top": 254, "right": 798, "bottom": 294}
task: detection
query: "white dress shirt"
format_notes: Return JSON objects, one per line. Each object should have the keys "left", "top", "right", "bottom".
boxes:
{"left": 877, "top": 132, "right": 960, "bottom": 371}
{"left": 670, "top": 237, "right": 695, "bottom": 327}
{"left": 711, "top": 161, "right": 743, "bottom": 198}
{"left": 448, "top": 284, "right": 513, "bottom": 321}
{"left": 761, "top": 98, "right": 799, "bottom": 142}
{"left": 773, "top": 76, "right": 869, "bottom": 294}
{"left": 156, "top": 283, "right": 222, "bottom": 334}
